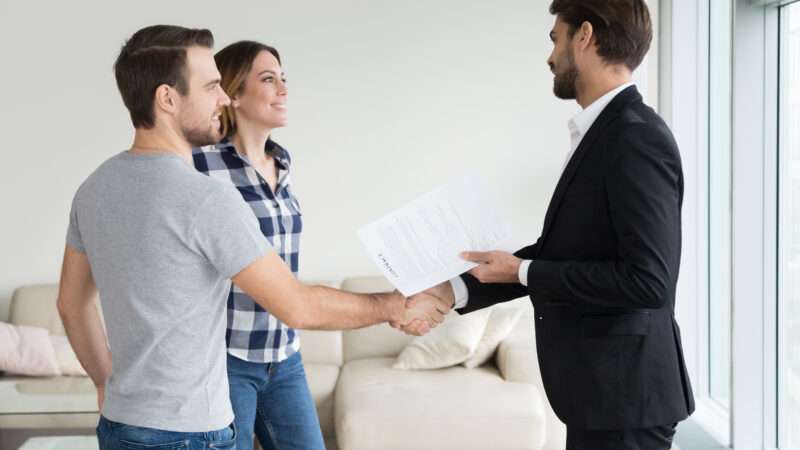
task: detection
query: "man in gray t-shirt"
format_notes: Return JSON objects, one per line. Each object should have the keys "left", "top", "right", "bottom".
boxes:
{"left": 66, "top": 150, "right": 269, "bottom": 431}
{"left": 57, "top": 25, "right": 450, "bottom": 448}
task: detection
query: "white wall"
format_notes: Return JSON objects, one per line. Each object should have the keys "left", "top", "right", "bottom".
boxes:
{"left": 0, "top": 0, "right": 657, "bottom": 322}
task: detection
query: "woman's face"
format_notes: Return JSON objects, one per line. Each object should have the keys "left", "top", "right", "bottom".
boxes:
{"left": 234, "top": 50, "right": 287, "bottom": 130}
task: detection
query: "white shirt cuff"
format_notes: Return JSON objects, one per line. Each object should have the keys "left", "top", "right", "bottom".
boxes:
{"left": 449, "top": 277, "right": 469, "bottom": 309}
{"left": 518, "top": 260, "right": 532, "bottom": 287}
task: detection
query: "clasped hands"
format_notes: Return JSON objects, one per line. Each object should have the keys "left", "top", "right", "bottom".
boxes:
{"left": 386, "top": 286, "right": 453, "bottom": 336}
{"left": 389, "top": 250, "right": 523, "bottom": 336}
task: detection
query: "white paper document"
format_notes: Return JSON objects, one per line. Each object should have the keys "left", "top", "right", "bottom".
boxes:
{"left": 357, "top": 175, "right": 514, "bottom": 296}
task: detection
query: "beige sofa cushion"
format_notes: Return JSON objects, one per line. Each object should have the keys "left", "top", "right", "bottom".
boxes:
{"left": 10, "top": 284, "right": 104, "bottom": 335}
{"left": 296, "top": 280, "right": 344, "bottom": 367}
{"left": 10, "top": 285, "right": 66, "bottom": 335}
{"left": 339, "top": 276, "right": 394, "bottom": 295}
{"left": 463, "top": 303, "right": 525, "bottom": 369}
{"left": 494, "top": 300, "right": 567, "bottom": 450}
{"left": 335, "top": 357, "right": 546, "bottom": 450}
{"left": 495, "top": 298, "right": 537, "bottom": 383}
{"left": 298, "top": 330, "right": 343, "bottom": 367}
{"left": 343, "top": 323, "right": 415, "bottom": 362}
{"left": 393, "top": 309, "right": 491, "bottom": 370}
{"left": 304, "top": 363, "right": 340, "bottom": 440}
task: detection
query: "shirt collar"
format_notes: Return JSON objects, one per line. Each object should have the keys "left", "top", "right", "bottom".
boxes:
{"left": 568, "top": 82, "right": 635, "bottom": 142}
{"left": 216, "top": 137, "right": 292, "bottom": 192}
{"left": 218, "top": 137, "right": 290, "bottom": 171}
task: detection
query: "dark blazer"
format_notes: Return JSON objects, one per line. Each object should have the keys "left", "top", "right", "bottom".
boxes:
{"left": 458, "top": 86, "right": 694, "bottom": 430}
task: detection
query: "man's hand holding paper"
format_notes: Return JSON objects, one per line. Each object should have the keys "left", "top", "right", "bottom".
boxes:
{"left": 358, "top": 175, "right": 515, "bottom": 297}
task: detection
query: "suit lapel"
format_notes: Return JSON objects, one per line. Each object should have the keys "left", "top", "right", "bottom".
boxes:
{"left": 537, "top": 86, "right": 643, "bottom": 249}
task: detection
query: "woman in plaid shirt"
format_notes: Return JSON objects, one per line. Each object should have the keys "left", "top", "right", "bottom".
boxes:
{"left": 193, "top": 41, "right": 324, "bottom": 450}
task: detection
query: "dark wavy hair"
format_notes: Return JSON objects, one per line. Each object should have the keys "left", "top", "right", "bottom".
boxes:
{"left": 550, "top": 0, "right": 652, "bottom": 71}
{"left": 114, "top": 25, "right": 214, "bottom": 129}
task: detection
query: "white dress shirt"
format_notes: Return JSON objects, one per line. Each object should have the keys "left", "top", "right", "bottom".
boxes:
{"left": 450, "top": 83, "right": 635, "bottom": 309}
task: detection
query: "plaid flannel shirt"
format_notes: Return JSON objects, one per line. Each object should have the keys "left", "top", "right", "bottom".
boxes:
{"left": 193, "top": 138, "right": 302, "bottom": 363}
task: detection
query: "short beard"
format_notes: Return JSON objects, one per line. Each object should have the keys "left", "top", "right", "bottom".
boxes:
{"left": 182, "top": 122, "right": 222, "bottom": 148}
{"left": 553, "top": 48, "right": 579, "bottom": 100}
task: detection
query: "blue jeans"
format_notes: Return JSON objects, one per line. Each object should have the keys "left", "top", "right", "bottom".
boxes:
{"left": 96, "top": 415, "right": 236, "bottom": 450}
{"left": 227, "top": 352, "right": 325, "bottom": 450}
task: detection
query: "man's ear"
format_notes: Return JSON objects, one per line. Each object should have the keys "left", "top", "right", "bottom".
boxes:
{"left": 153, "top": 84, "right": 177, "bottom": 114}
{"left": 576, "top": 21, "right": 595, "bottom": 51}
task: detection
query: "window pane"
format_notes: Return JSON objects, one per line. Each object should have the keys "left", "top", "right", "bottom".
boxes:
{"left": 779, "top": 2, "right": 800, "bottom": 449}
{"left": 709, "top": 0, "right": 732, "bottom": 410}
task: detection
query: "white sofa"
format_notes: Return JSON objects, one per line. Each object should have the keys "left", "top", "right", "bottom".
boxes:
{"left": 1, "top": 277, "right": 566, "bottom": 450}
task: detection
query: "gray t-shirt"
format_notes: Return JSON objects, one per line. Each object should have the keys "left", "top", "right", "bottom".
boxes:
{"left": 66, "top": 151, "right": 271, "bottom": 432}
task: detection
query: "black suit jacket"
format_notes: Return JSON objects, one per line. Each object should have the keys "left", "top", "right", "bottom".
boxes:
{"left": 458, "top": 86, "right": 694, "bottom": 430}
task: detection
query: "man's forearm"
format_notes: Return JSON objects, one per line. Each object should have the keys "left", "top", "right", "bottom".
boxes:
{"left": 297, "top": 285, "right": 403, "bottom": 330}
{"left": 232, "top": 253, "right": 406, "bottom": 330}
{"left": 59, "top": 304, "right": 112, "bottom": 388}
{"left": 56, "top": 246, "right": 110, "bottom": 389}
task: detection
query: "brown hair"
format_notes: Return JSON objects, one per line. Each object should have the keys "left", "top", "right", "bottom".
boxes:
{"left": 114, "top": 25, "right": 214, "bottom": 129}
{"left": 214, "top": 41, "right": 282, "bottom": 138}
{"left": 549, "top": 0, "right": 652, "bottom": 71}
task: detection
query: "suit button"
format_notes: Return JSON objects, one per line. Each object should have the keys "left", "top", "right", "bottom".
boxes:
{"left": 538, "top": 316, "right": 543, "bottom": 320}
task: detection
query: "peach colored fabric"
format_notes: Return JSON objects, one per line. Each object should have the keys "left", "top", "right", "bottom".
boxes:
{"left": 50, "top": 335, "right": 87, "bottom": 376}
{"left": 0, "top": 322, "right": 60, "bottom": 376}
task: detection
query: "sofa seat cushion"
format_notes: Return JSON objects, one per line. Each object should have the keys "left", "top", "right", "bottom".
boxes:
{"left": 334, "top": 358, "right": 546, "bottom": 450}
{"left": 0, "top": 376, "right": 97, "bottom": 415}
{"left": 303, "top": 363, "right": 339, "bottom": 439}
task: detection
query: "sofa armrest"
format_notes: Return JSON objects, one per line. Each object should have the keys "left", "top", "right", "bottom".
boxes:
{"left": 495, "top": 332, "right": 539, "bottom": 384}
{"left": 496, "top": 327, "right": 567, "bottom": 450}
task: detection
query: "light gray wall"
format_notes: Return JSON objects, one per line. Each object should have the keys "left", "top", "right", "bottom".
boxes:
{"left": 0, "top": 0, "right": 658, "bottom": 322}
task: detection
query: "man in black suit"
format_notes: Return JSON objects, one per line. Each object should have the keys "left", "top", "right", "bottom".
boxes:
{"left": 404, "top": 1, "right": 694, "bottom": 448}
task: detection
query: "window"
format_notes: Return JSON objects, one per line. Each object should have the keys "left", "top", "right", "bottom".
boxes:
{"left": 668, "top": 1, "right": 800, "bottom": 448}
{"left": 708, "top": 0, "right": 733, "bottom": 411}
{"left": 778, "top": 2, "right": 800, "bottom": 448}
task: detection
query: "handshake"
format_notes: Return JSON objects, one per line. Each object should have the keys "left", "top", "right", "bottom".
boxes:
{"left": 377, "top": 250, "right": 523, "bottom": 336}
{"left": 385, "top": 282, "right": 456, "bottom": 337}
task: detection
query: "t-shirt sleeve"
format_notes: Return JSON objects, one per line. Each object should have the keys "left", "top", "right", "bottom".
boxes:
{"left": 65, "top": 196, "right": 86, "bottom": 253}
{"left": 190, "top": 187, "right": 273, "bottom": 278}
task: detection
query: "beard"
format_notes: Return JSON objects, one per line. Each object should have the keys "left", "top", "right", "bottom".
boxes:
{"left": 181, "top": 115, "right": 222, "bottom": 147}
{"left": 552, "top": 48, "right": 579, "bottom": 100}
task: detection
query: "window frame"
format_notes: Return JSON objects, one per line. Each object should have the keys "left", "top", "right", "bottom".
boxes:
{"left": 660, "top": 0, "right": 781, "bottom": 448}
{"left": 776, "top": 2, "right": 800, "bottom": 447}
